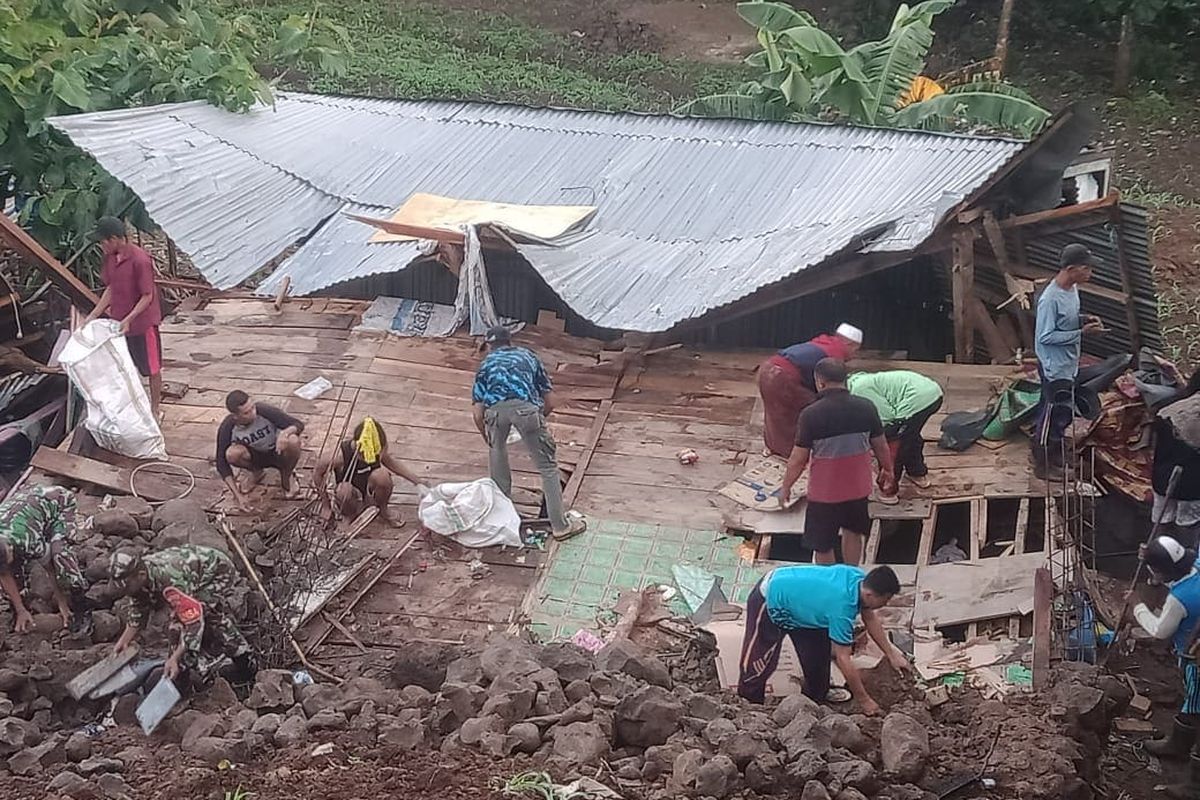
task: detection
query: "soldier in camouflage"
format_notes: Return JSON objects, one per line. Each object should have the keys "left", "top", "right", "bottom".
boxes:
{"left": 0, "top": 485, "right": 89, "bottom": 633}
{"left": 109, "top": 544, "right": 255, "bottom": 683}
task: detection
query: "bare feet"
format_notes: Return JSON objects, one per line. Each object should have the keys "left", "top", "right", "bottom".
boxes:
{"left": 239, "top": 470, "right": 264, "bottom": 493}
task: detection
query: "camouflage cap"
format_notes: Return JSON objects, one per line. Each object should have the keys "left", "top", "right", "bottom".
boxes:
{"left": 107, "top": 550, "right": 141, "bottom": 582}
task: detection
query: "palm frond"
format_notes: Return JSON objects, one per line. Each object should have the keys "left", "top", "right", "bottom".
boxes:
{"left": 892, "top": 81, "right": 1051, "bottom": 137}
{"left": 674, "top": 93, "right": 796, "bottom": 122}
{"left": 736, "top": 1, "right": 817, "bottom": 33}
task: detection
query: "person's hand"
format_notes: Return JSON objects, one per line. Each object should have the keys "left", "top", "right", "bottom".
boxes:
{"left": 779, "top": 484, "right": 791, "bottom": 507}
{"left": 112, "top": 640, "right": 127, "bottom": 656}
{"left": 13, "top": 609, "right": 33, "bottom": 633}
{"left": 1083, "top": 319, "right": 1105, "bottom": 334}
{"left": 877, "top": 469, "right": 896, "bottom": 494}
{"left": 233, "top": 491, "right": 251, "bottom": 512}
{"left": 163, "top": 657, "right": 181, "bottom": 681}
{"left": 58, "top": 609, "right": 71, "bottom": 630}
{"left": 859, "top": 697, "right": 882, "bottom": 716}
{"left": 118, "top": 318, "right": 131, "bottom": 334}
{"left": 888, "top": 649, "right": 911, "bottom": 673}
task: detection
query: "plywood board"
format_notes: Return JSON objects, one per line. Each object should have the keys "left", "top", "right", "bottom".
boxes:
{"left": 912, "top": 552, "right": 1046, "bottom": 628}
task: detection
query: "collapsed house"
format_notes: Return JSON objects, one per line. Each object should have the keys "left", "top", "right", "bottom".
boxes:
{"left": 0, "top": 93, "right": 1175, "bottom": 797}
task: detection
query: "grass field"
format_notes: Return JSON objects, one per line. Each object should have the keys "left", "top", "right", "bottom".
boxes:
{"left": 234, "top": 0, "right": 746, "bottom": 110}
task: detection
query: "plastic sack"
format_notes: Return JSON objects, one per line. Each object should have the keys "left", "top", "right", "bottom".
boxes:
{"left": 58, "top": 320, "right": 167, "bottom": 460}
{"left": 418, "top": 478, "right": 523, "bottom": 549}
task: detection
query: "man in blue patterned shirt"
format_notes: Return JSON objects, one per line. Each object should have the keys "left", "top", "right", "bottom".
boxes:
{"left": 472, "top": 327, "right": 587, "bottom": 541}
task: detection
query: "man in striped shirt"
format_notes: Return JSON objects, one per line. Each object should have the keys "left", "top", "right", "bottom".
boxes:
{"left": 780, "top": 359, "right": 895, "bottom": 565}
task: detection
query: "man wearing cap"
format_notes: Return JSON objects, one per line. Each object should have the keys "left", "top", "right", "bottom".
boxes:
{"left": 1125, "top": 535, "right": 1200, "bottom": 797}
{"left": 109, "top": 544, "right": 255, "bottom": 684}
{"left": 1032, "top": 243, "right": 1104, "bottom": 479}
{"left": 472, "top": 326, "right": 586, "bottom": 541}
{"left": 780, "top": 359, "right": 895, "bottom": 565}
{"left": 758, "top": 324, "right": 863, "bottom": 458}
{"left": 737, "top": 563, "right": 909, "bottom": 713}
{"left": 848, "top": 370, "right": 944, "bottom": 490}
{"left": 83, "top": 216, "right": 164, "bottom": 418}
{"left": 0, "top": 485, "right": 90, "bottom": 634}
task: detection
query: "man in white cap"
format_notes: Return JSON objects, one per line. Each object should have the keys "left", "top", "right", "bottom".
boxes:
{"left": 757, "top": 323, "right": 864, "bottom": 458}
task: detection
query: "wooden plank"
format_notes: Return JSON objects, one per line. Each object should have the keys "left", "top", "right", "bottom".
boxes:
{"left": 864, "top": 518, "right": 882, "bottom": 565}
{"left": 969, "top": 498, "right": 981, "bottom": 561}
{"left": 917, "top": 511, "right": 937, "bottom": 566}
{"left": 30, "top": 447, "right": 184, "bottom": 502}
{"left": 998, "top": 193, "right": 1118, "bottom": 230}
{"left": 1108, "top": 205, "right": 1143, "bottom": 352}
{"left": 563, "top": 398, "right": 610, "bottom": 508}
{"left": 951, "top": 229, "right": 976, "bottom": 363}
{"left": 1033, "top": 566, "right": 1052, "bottom": 689}
{"left": 0, "top": 213, "right": 100, "bottom": 310}
{"left": 1015, "top": 498, "right": 1030, "bottom": 555}
{"left": 912, "top": 552, "right": 1044, "bottom": 628}
{"left": 982, "top": 211, "right": 1010, "bottom": 269}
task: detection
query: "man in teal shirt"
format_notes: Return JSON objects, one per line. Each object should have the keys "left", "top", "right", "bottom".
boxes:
{"left": 1033, "top": 244, "right": 1104, "bottom": 479}
{"left": 737, "top": 564, "right": 909, "bottom": 713}
{"left": 849, "top": 370, "right": 944, "bottom": 490}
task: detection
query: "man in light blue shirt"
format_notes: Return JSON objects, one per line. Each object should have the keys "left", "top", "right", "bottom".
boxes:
{"left": 1032, "top": 243, "right": 1104, "bottom": 479}
{"left": 737, "top": 564, "right": 909, "bottom": 714}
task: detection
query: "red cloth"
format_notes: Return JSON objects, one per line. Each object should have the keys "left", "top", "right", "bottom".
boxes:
{"left": 808, "top": 334, "right": 853, "bottom": 361}
{"left": 758, "top": 355, "right": 816, "bottom": 458}
{"left": 100, "top": 243, "right": 162, "bottom": 336}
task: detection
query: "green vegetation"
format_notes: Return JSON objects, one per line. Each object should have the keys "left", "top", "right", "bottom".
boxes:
{"left": 678, "top": 0, "right": 1050, "bottom": 137}
{"left": 495, "top": 771, "right": 585, "bottom": 800}
{"left": 229, "top": 0, "right": 746, "bottom": 111}
{"left": 0, "top": 0, "right": 345, "bottom": 267}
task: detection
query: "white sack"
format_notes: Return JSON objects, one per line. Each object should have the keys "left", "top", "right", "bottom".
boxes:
{"left": 418, "top": 478, "right": 523, "bottom": 549}
{"left": 58, "top": 319, "right": 167, "bottom": 460}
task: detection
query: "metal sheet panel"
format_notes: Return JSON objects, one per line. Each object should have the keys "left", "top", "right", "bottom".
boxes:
{"left": 51, "top": 93, "right": 1025, "bottom": 331}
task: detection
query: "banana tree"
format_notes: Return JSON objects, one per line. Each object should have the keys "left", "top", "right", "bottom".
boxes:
{"left": 678, "top": 0, "right": 1051, "bottom": 138}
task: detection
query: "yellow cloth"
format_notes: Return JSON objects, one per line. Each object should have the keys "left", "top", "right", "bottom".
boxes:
{"left": 898, "top": 76, "right": 945, "bottom": 108}
{"left": 356, "top": 417, "right": 382, "bottom": 464}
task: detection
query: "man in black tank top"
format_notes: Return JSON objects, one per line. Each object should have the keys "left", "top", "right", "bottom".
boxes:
{"left": 313, "top": 418, "right": 427, "bottom": 523}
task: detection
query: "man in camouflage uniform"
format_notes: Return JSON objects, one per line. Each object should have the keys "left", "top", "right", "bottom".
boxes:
{"left": 109, "top": 544, "right": 255, "bottom": 683}
{"left": 0, "top": 485, "right": 89, "bottom": 633}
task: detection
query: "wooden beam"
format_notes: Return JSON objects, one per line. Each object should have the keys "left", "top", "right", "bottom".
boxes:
{"left": 30, "top": 446, "right": 181, "bottom": 502}
{"left": 864, "top": 518, "right": 882, "bottom": 565}
{"left": 969, "top": 498, "right": 982, "bottom": 561}
{"left": 951, "top": 229, "right": 976, "bottom": 363}
{"left": 0, "top": 214, "right": 100, "bottom": 310}
{"left": 1014, "top": 497, "right": 1030, "bottom": 554}
{"left": 968, "top": 296, "right": 1013, "bottom": 364}
{"left": 1032, "top": 566, "right": 1052, "bottom": 688}
{"left": 561, "top": 398, "right": 614, "bottom": 510}
{"left": 1108, "top": 205, "right": 1143, "bottom": 352}
{"left": 998, "top": 193, "right": 1119, "bottom": 230}
{"left": 981, "top": 211, "right": 1010, "bottom": 270}
{"left": 917, "top": 509, "right": 937, "bottom": 566}
{"left": 272, "top": 276, "right": 291, "bottom": 312}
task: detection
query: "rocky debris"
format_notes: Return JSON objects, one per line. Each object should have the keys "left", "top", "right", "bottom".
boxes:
{"left": 48, "top": 770, "right": 96, "bottom": 798}
{"left": 273, "top": 715, "right": 308, "bottom": 749}
{"left": 96, "top": 771, "right": 134, "bottom": 800}
{"left": 0, "top": 716, "right": 39, "bottom": 756}
{"left": 392, "top": 641, "right": 462, "bottom": 692}
{"left": 246, "top": 669, "right": 295, "bottom": 711}
{"left": 773, "top": 692, "right": 824, "bottom": 726}
{"left": 881, "top": 712, "right": 929, "bottom": 782}
{"left": 77, "top": 756, "right": 124, "bottom": 775}
{"left": 378, "top": 710, "right": 425, "bottom": 751}
{"left": 89, "top": 611, "right": 122, "bottom": 645}
{"left": 508, "top": 721, "right": 541, "bottom": 754}
{"left": 595, "top": 639, "right": 672, "bottom": 689}
{"left": 92, "top": 509, "right": 139, "bottom": 539}
{"left": 8, "top": 732, "right": 63, "bottom": 775}
{"left": 65, "top": 731, "right": 93, "bottom": 762}
{"left": 479, "top": 637, "right": 541, "bottom": 682}
{"left": 113, "top": 496, "right": 154, "bottom": 530}
{"left": 614, "top": 685, "right": 683, "bottom": 747}
{"left": 151, "top": 498, "right": 209, "bottom": 533}
{"left": 537, "top": 643, "right": 594, "bottom": 683}
{"left": 551, "top": 721, "right": 610, "bottom": 765}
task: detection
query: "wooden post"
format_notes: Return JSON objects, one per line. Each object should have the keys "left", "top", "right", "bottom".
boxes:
{"left": 994, "top": 0, "right": 1016, "bottom": 76}
{"left": 1108, "top": 206, "right": 1143, "bottom": 352}
{"left": 1032, "top": 566, "right": 1053, "bottom": 688}
{"left": 1113, "top": 14, "right": 1134, "bottom": 97}
{"left": 951, "top": 229, "right": 976, "bottom": 363}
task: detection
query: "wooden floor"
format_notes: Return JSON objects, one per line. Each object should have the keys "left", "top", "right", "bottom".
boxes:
{"left": 29, "top": 297, "right": 1049, "bottom": 665}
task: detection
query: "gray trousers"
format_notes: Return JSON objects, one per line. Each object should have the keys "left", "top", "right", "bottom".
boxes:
{"left": 484, "top": 399, "right": 567, "bottom": 530}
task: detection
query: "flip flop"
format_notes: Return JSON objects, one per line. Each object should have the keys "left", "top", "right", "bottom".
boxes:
{"left": 552, "top": 517, "right": 588, "bottom": 542}
{"left": 827, "top": 688, "right": 853, "bottom": 703}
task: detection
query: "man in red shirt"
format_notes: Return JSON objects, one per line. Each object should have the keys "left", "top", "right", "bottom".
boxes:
{"left": 757, "top": 324, "right": 863, "bottom": 458}
{"left": 84, "top": 217, "right": 164, "bottom": 417}
{"left": 779, "top": 359, "right": 895, "bottom": 566}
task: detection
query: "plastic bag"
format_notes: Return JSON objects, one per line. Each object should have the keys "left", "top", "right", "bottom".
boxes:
{"left": 417, "top": 478, "right": 523, "bottom": 549}
{"left": 58, "top": 320, "right": 167, "bottom": 460}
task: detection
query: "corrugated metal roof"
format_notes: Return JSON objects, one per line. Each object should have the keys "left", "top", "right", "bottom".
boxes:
{"left": 50, "top": 92, "right": 1026, "bottom": 331}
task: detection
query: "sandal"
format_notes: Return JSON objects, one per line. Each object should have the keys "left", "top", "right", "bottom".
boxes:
{"left": 827, "top": 687, "right": 853, "bottom": 703}
{"left": 552, "top": 516, "right": 588, "bottom": 542}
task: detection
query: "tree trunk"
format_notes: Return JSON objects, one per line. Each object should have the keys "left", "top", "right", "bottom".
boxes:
{"left": 1113, "top": 13, "right": 1135, "bottom": 96}
{"left": 994, "top": 0, "right": 1016, "bottom": 76}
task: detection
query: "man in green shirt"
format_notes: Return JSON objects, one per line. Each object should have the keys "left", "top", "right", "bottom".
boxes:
{"left": 848, "top": 370, "right": 944, "bottom": 489}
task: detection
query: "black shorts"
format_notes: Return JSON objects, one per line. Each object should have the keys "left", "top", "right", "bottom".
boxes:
{"left": 246, "top": 448, "right": 286, "bottom": 472}
{"left": 803, "top": 498, "right": 871, "bottom": 553}
{"left": 125, "top": 327, "right": 162, "bottom": 377}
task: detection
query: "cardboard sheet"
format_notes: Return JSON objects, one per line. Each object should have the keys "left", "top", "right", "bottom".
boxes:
{"left": 718, "top": 455, "right": 805, "bottom": 511}
{"left": 366, "top": 193, "right": 596, "bottom": 243}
